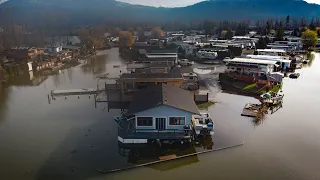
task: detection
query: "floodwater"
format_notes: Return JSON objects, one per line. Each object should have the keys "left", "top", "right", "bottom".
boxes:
{"left": 0, "top": 49, "right": 320, "bottom": 180}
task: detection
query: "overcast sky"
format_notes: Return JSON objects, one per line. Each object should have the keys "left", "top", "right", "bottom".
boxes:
{"left": 117, "top": 0, "right": 319, "bottom": 7}
{"left": 117, "top": 0, "right": 206, "bottom": 7}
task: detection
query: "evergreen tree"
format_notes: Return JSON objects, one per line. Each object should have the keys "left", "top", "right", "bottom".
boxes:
{"left": 309, "top": 21, "right": 316, "bottom": 31}
{"left": 225, "top": 29, "right": 234, "bottom": 40}
{"left": 256, "top": 37, "right": 267, "bottom": 49}
{"left": 276, "top": 27, "right": 285, "bottom": 41}
{"left": 266, "top": 21, "right": 272, "bottom": 35}
{"left": 286, "top": 15, "right": 290, "bottom": 29}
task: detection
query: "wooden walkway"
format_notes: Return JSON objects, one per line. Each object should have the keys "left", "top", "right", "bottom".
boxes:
{"left": 51, "top": 88, "right": 104, "bottom": 96}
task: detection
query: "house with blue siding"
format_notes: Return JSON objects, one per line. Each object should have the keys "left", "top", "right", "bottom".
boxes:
{"left": 118, "top": 84, "right": 200, "bottom": 145}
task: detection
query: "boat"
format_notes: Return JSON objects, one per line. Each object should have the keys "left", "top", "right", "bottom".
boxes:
{"left": 178, "top": 59, "right": 194, "bottom": 66}
{"left": 114, "top": 116, "right": 128, "bottom": 123}
{"left": 289, "top": 73, "right": 300, "bottom": 79}
{"left": 191, "top": 112, "right": 214, "bottom": 136}
{"left": 260, "top": 92, "right": 284, "bottom": 105}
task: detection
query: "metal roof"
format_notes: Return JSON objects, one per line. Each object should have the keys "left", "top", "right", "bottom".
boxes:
{"left": 146, "top": 55, "right": 177, "bottom": 58}
{"left": 127, "top": 84, "right": 199, "bottom": 115}
{"left": 246, "top": 55, "right": 292, "bottom": 63}
{"left": 119, "top": 73, "right": 183, "bottom": 80}
{"left": 224, "top": 58, "right": 277, "bottom": 65}
{"left": 256, "top": 49, "right": 286, "bottom": 53}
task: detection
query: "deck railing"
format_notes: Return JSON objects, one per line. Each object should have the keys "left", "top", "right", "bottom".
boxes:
{"left": 118, "top": 127, "right": 192, "bottom": 140}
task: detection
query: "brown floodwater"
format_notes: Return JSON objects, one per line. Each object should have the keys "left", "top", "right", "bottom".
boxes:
{"left": 0, "top": 49, "right": 320, "bottom": 180}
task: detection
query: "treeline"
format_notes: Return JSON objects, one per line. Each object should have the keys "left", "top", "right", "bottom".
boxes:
{"left": 1, "top": 15, "right": 320, "bottom": 49}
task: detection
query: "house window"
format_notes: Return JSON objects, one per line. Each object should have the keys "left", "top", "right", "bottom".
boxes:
{"left": 137, "top": 117, "right": 153, "bottom": 126}
{"left": 169, "top": 117, "right": 186, "bottom": 125}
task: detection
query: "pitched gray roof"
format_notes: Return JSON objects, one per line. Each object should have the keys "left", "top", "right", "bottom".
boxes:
{"left": 127, "top": 84, "right": 199, "bottom": 115}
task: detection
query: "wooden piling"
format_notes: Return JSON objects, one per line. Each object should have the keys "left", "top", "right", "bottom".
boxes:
{"left": 47, "top": 94, "right": 51, "bottom": 104}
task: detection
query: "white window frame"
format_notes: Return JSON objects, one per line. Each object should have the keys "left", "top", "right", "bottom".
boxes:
{"left": 168, "top": 116, "right": 186, "bottom": 126}
{"left": 136, "top": 116, "right": 154, "bottom": 127}
{"left": 154, "top": 116, "right": 168, "bottom": 130}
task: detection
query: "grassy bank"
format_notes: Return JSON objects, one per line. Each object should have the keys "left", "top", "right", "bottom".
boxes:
{"left": 197, "top": 101, "right": 216, "bottom": 110}
{"left": 243, "top": 83, "right": 282, "bottom": 94}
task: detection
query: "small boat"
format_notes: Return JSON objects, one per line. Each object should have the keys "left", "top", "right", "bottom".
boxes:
{"left": 260, "top": 92, "right": 284, "bottom": 105}
{"left": 114, "top": 116, "right": 128, "bottom": 123}
{"left": 114, "top": 114, "right": 135, "bottom": 124}
{"left": 192, "top": 112, "right": 214, "bottom": 136}
{"left": 289, "top": 73, "right": 300, "bottom": 79}
{"left": 113, "top": 65, "right": 120, "bottom": 68}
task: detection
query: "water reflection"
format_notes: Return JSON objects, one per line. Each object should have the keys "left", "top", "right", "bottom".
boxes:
{"left": 0, "top": 84, "right": 10, "bottom": 123}
{"left": 117, "top": 136, "right": 214, "bottom": 171}
{"left": 80, "top": 55, "right": 106, "bottom": 75}
{"left": 303, "top": 52, "right": 315, "bottom": 67}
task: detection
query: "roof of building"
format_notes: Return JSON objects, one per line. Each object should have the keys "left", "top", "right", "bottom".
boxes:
{"left": 127, "top": 84, "right": 199, "bottom": 115}
{"left": 133, "top": 42, "right": 149, "bottom": 47}
{"left": 119, "top": 73, "right": 183, "bottom": 80}
{"left": 146, "top": 54, "right": 177, "bottom": 58}
{"left": 224, "top": 58, "right": 277, "bottom": 65}
{"left": 138, "top": 49, "right": 148, "bottom": 55}
{"left": 256, "top": 49, "right": 286, "bottom": 53}
{"left": 226, "top": 64, "right": 259, "bottom": 68}
{"left": 246, "top": 55, "right": 292, "bottom": 63}
{"left": 149, "top": 63, "right": 171, "bottom": 68}
{"left": 149, "top": 49, "right": 177, "bottom": 54}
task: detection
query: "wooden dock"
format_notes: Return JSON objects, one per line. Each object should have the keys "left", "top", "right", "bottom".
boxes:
{"left": 51, "top": 88, "right": 101, "bottom": 96}
{"left": 241, "top": 103, "right": 260, "bottom": 117}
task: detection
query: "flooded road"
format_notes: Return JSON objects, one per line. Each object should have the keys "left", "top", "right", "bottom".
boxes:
{"left": 0, "top": 49, "right": 320, "bottom": 180}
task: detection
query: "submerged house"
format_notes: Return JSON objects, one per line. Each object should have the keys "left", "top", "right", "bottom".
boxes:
{"left": 224, "top": 58, "right": 278, "bottom": 76}
{"left": 118, "top": 84, "right": 200, "bottom": 144}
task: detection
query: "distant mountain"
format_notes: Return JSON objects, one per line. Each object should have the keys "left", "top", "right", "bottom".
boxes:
{"left": 0, "top": 0, "right": 319, "bottom": 26}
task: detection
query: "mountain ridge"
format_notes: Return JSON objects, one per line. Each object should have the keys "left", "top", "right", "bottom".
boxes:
{"left": 0, "top": 0, "right": 319, "bottom": 26}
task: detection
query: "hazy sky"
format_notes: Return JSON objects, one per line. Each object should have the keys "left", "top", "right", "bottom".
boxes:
{"left": 117, "top": 0, "right": 320, "bottom": 7}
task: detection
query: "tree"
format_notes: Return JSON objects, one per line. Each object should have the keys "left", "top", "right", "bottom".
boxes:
{"left": 293, "top": 28, "right": 300, "bottom": 37}
{"left": 276, "top": 27, "right": 285, "bottom": 41}
{"left": 286, "top": 15, "right": 290, "bottom": 29}
{"left": 235, "top": 23, "right": 247, "bottom": 36}
{"left": 301, "top": 30, "right": 318, "bottom": 49}
{"left": 119, "top": 31, "right": 135, "bottom": 48}
{"left": 151, "top": 28, "right": 164, "bottom": 39}
{"left": 309, "top": 22, "right": 316, "bottom": 31}
{"left": 225, "top": 29, "right": 234, "bottom": 40}
{"left": 256, "top": 37, "right": 267, "bottom": 49}
{"left": 266, "top": 21, "right": 272, "bottom": 35}
{"left": 300, "top": 26, "right": 308, "bottom": 35}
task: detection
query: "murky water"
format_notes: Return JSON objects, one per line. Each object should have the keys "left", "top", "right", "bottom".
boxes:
{"left": 0, "top": 49, "right": 320, "bottom": 180}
